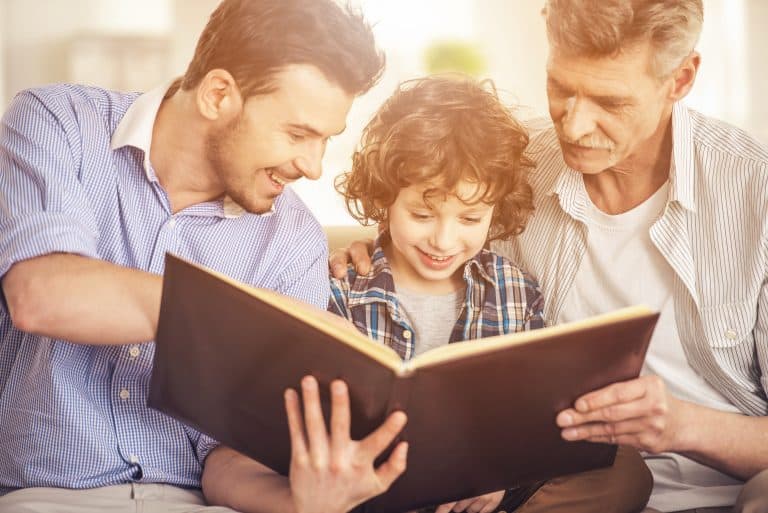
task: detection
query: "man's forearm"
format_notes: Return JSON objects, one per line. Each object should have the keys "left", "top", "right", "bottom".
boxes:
{"left": 674, "top": 400, "right": 768, "bottom": 480}
{"left": 3, "top": 253, "right": 161, "bottom": 344}
{"left": 202, "top": 446, "right": 297, "bottom": 513}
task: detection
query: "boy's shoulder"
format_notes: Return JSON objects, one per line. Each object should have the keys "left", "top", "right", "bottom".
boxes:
{"left": 471, "top": 248, "right": 541, "bottom": 291}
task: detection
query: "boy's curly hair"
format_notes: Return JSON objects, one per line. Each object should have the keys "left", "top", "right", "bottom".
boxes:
{"left": 335, "top": 75, "right": 535, "bottom": 241}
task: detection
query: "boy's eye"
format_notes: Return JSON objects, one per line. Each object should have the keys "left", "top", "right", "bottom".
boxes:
{"left": 410, "top": 212, "right": 432, "bottom": 220}
{"left": 289, "top": 132, "right": 306, "bottom": 142}
{"left": 461, "top": 217, "right": 482, "bottom": 224}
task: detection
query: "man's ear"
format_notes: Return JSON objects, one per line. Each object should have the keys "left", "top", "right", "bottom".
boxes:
{"left": 195, "top": 69, "right": 243, "bottom": 122}
{"left": 668, "top": 51, "right": 701, "bottom": 102}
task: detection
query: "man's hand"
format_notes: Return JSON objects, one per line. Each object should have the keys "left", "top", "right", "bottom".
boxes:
{"left": 328, "top": 239, "right": 374, "bottom": 279}
{"left": 556, "top": 375, "right": 687, "bottom": 453}
{"left": 434, "top": 490, "right": 505, "bottom": 513}
{"left": 286, "top": 376, "right": 408, "bottom": 513}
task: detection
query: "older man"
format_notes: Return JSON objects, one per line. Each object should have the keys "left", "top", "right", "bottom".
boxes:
{"left": 333, "top": 1, "right": 768, "bottom": 512}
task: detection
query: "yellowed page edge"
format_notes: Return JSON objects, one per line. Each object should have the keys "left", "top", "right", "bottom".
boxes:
{"left": 172, "top": 256, "right": 403, "bottom": 372}
{"left": 409, "top": 305, "right": 655, "bottom": 369}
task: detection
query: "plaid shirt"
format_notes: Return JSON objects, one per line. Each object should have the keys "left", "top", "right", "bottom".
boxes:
{"left": 329, "top": 236, "right": 545, "bottom": 360}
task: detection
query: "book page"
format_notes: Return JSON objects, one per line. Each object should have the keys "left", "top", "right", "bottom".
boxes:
{"left": 409, "top": 305, "right": 655, "bottom": 369}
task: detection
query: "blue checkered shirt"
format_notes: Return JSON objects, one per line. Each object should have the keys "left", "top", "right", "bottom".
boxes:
{"left": 328, "top": 235, "right": 545, "bottom": 359}
{"left": 0, "top": 84, "right": 330, "bottom": 493}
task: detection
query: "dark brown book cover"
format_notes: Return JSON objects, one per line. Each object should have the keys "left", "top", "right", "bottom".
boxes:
{"left": 148, "top": 254, "right": 658, "bottom": 513}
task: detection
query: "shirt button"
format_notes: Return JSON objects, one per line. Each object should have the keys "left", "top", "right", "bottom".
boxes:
{"left": 129, "top": 454, "right": 139, "bottom": 464}
{"left": 119, "top": 389, "right": 130, "bottom": 400}
{"left": 724, "top": 329, "right": 738, "bottom": 340}
{"left": 168, "top": 218, "right": 177, "bottom": 229}
{"left": 402, "top": 330, "right": 412, "bottom": 339}
{"left": 128, "top": 346, "right": 141, "bottom": 358}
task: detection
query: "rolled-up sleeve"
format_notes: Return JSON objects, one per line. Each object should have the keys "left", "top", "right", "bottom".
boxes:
{"left": 0, "top": 90, "right": 99, "bottom": 279}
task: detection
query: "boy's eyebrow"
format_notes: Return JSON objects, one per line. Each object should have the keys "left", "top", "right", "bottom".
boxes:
{"left": 285, "top": 123, "right": 346, "bottom": 137}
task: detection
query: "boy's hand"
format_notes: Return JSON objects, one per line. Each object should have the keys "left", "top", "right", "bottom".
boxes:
{"left": 329, "top": 239, "right": 375, "bottom": 278}
{"left": 285, "top": 376, "right": 409, "bottom": 513}
{"left": 434, "top": 490, "right": 505, "bottom": 513}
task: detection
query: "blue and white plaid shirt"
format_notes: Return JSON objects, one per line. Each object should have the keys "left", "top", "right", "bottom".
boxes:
{"left": 0, "top": 83, "right": 330, "bottom": 494}
{"left": 328, "top": 235, "right": 545, "bottom": 360}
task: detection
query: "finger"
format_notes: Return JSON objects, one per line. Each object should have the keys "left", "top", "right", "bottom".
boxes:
{"left": 479, "top": 500, "right": 499, "bottom": 513}
{"left": 301, "top": 376, "right": 329, "bottom": 466}
{"left": 328, "top": 248, "right": 350, "bottom": 279}
{"left": 453, "top": 497, "right": 475, "bottom": 512}
{"left": 284, "top": 388, "right": 308, "bottom": 461}
{"left": 562, "top": 418, "right": 647, "bottom": 442}
{"left": 435, "top": 501, "right": 457, "bottom": 513}
{"left": 360, "top": 410, "right": 407, "bottom": 457}
{"left": 558, "top": 394, "right": 655, "bottom": 427}
{"left": 329, "top": 380, "right": 351, "bottom": 458}
{"left": 572, "top": 378, "right": 650, "bottom": 413}
{"left": 468, "top": 498, "right": 488, "bottom": 513}
{"left": 374, "top": 441, "right": 408, "bottom": 489}
{"left": 348, "top": 240, "right": 374, "bottom": 275}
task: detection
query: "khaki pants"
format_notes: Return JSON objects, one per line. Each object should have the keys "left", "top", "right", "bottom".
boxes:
{"left": 0, "top": 483, "right": 238, "bottom": 513}
{"left": 641, "top": 467, "right": 768, "bottom": 513}
{"left": 0, "top": 447, "right": 655, "bottom": 513}
{"left": 508, "top": 445, "right": 653, "bottom": 513}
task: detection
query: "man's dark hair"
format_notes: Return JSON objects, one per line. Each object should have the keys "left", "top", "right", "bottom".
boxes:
{"left": 179, "top": 0, "right": 385, "bottom": 97}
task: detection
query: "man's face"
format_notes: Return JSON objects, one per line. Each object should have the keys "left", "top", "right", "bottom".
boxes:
{"left": 206, "top": 65, "right": 354, "bottom": 214}
{"left": 546, "top": 42, "right": 673, "bottom": 175}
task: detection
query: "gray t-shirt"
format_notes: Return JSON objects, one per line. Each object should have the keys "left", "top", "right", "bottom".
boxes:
{"left": 396, "top": 288, "right": 464, "bottom": 356}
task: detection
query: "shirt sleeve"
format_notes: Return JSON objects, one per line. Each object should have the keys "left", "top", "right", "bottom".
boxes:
{"left": 194, "top": 433, "right": 221, "bottom": 465}
{"left": 274, "top": 216, "right": 331, "bottom": 310}
{"left": 757, "top": 240, "right": 768, "bottom": 399}
{"left": 0, "top": 90, "right": 99, "bottom": 279}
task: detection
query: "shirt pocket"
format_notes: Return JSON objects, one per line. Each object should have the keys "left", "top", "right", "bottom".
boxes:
{"left": 699, "top": 299, "right": 756, "bottom": 348}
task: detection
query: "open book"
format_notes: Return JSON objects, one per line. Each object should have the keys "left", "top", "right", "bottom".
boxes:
{"left": 148, "top": 254, "right": 659, "bottom": 513}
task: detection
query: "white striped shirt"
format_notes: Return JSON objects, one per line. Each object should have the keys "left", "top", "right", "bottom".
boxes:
{"left": 494, "top": 101, "right": 768, "bottom": 416}
{"left": 0, "top": 83, "right": 330, "bottom": 493}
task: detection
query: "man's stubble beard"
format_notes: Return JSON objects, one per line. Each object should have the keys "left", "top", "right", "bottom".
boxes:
{"left": 205, "top": 116, "right": 275, "bottom": 215}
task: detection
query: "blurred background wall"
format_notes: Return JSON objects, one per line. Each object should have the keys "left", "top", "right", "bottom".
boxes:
{"left": 0, "top": 0, "right": 763, "bottom": 225}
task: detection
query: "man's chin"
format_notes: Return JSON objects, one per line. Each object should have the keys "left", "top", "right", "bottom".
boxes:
{"left": 229, "top": 195, "right": 277, "bottom": 215}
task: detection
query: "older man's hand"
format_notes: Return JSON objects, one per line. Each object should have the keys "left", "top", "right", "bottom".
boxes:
{"left": 556, "top": 374, "right": 689, "bottom": 454}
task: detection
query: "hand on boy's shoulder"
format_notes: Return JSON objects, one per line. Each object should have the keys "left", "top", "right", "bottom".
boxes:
{"left": 329, "top": 238, "right": 375, "bottom": 279}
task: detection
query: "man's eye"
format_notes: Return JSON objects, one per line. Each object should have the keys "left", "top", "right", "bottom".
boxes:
{"left": 411, "top": 212, "right": 432, "bottom": 220}
{"left": 289, "top": 133, "right": 306, "bottom": 142}
{"left": 461, "top": 217, "right": 482, "bottom": 224}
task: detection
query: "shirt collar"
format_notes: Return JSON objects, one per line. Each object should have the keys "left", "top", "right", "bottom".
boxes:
{"left": 669, "top": 101, "right": 696, "bottom": 212}
{"left": 109, "top": 80, "right": 259, "bottom": 219}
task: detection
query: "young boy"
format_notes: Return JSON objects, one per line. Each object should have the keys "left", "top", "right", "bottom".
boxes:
{"left": 328, "top": 76, "right": 652, "bottom": 513}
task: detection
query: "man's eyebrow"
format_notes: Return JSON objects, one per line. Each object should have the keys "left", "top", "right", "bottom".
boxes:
{"left": 548, "top": 76, "right": 632, "bottom": 105}
{"left": 286, "top": 123, "right": 347, "bottom": 137}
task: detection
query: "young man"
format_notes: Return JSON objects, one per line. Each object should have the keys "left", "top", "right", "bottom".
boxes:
{"left": 0, "top": 1, "right": 406, "bottom": 512}
{"left": 332, "top": 1, "right": 768, "bottom": 512}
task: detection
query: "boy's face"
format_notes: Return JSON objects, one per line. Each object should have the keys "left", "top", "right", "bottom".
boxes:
{"left": 385, "top": 180, "right": 494, "bottom": 295}
{"left": 206, "top": 65, "right": 353, "bottom": 214}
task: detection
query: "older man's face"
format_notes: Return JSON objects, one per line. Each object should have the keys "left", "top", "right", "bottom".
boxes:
{"left": 545, "top": 41, "right": 674, "bottom": 175}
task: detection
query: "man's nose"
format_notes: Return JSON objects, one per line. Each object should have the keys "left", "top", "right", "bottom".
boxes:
{"left": 560, "top": 97, "right": 597, "bottom": 143}
{"left": 292, "top": 140, "right": 325, "bottom": 180}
